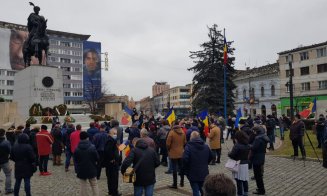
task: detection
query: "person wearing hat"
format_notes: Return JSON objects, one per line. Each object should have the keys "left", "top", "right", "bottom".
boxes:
{"left": 74, "top": 131, "right": 99, "bottom": 196}
{"left": 36, "top": 125, "right": 54, "bottom": 176}
{"left": 93, "top": 123, "right": 109, "bottom": 179}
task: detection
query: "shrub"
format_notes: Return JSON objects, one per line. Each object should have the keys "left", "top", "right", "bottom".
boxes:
{"left": 41, "top": 116, "right": 52, "bottom": 124}
{"left": 26, "top": 116, "right": 37, "bottom": 124}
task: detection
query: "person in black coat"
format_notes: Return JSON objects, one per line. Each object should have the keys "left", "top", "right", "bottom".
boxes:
{"left": 0, "top": 128, "right": 13, "bottom": 194}
{"left": 249, "top": 126, "right": 270, "bottom": 195}
{"left": 103, "top": 128, "right": 121, "bottom": 196}
{"left": 182, "top": 131, "right": 212, "bottom": 196}
{"left": 74, "top": 131, "right": 99, "bottom": 196}
{"left": 121, "top": 139, "right": 160, "bottom": 196}
{"left": 63, "top": 124, "right": 75, "bottom": 172}
{"left": 51, "top": 126, "right": 63, "bottom": 166}
{"left": 11, "top": 133, "right": 36, "bottom": 196}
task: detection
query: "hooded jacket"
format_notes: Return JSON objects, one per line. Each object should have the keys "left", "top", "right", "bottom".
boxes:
{"left": 166, "top": 125, "right": 186, "bottom": 159}
{"left": 250, "top": 128, "right": 270, "bottom": 165}
{"left": 11, "top": 134, "right": 36, "bottom": 178}
{"left": 121, "top": 140, "right": 160, "bottom": 186}
{"left": 186, "top": 126, "right": 199, "bottom": 142}
{"left": 208, "top": 124, "right": 221, "bottom": 149}
{"left": 182, "top": 137, "right": 212, "bottom": 182}
{"left": 74, "top": 140, "right": 99, "bottom": 179}
{"left": 36, "top": 129, "right": 54, "bottom": 156}
{"left": 0, "top": 137, "right": 11, "bottom": 164}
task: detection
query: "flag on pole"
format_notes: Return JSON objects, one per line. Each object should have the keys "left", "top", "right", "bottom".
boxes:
{"left": 235, "top": 108, "right": 242, "bottom": 128}
{"left": 165, "top": 107, "right": 176, "bottom": 125}
{"left": 299, "top": 98, "right": 317, "bottom": 118}
{"left": 121, "top": 106, "right": 133, "bottom": 125}
{"left": 223, "top": 34, "right": 228, "bottom": 65}
{"left": 197, "top": 110, "right": 210, "bottom": 137}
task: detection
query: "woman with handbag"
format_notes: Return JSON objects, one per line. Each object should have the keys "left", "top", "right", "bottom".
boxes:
{"left": 228, "top": 131, "right": 250, "bottom": 196}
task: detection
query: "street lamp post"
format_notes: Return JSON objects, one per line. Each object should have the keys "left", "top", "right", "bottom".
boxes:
{"left": 288, "top": 54, "right": 294, "bottom": 121}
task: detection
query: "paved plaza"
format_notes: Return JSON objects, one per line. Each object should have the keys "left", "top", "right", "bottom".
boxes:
{"left": 1, "top": 140, "right": 326, "bottom": 196}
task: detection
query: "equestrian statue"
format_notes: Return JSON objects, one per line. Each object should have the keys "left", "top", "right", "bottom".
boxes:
{"left": 23, "top": 2, "right": 49, "bottom": 67}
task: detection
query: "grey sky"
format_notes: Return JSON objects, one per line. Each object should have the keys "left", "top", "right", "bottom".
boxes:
{"left": 1, "top": 0, "right": 326, "bottom": 100}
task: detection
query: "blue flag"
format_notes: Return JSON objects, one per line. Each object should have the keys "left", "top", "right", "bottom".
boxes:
{"left": 197, "top": 110, "right": 208, "bottom": 120}
{"left": 235, "top": 108, "right": 242, "bottom": 128}
{"left": 124, "top": 106, "right": 133, "bottom": 116}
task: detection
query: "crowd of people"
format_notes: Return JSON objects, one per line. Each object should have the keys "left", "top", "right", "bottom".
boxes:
{"left": 0, "top": 109, "right": 326, "bottom": 196}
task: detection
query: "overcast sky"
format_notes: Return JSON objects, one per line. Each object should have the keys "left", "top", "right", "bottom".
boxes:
{"left": 1, "top": 0, "right": 326, "bottom": 100}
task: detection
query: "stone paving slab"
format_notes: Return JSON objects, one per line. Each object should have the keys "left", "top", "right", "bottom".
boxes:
{"left": 0, "top": 139, "right": 326, "bottom": 196}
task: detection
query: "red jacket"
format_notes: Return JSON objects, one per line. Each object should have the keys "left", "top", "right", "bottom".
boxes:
{"left": 36, "top": 129, "right": 54, "bottom": 156}
{"left": 70, "top": 130, "right": 81, "bottom": 153}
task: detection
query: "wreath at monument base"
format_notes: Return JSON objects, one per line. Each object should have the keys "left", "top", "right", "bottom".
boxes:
{"left": 29, "top": 103, "right": 68, "bottom": 116}
{"left": 41, "top": 116, "right": 52, "bottom": 124}
{"left": 26, "top": 116, "right": 37, "bottom": 124}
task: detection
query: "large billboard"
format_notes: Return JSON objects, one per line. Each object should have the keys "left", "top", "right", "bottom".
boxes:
{"left": 0, "top": 28, "right": 43, "bottom": 70}
{"left": 83, "top": 41, "right": 102, "bottom": 101}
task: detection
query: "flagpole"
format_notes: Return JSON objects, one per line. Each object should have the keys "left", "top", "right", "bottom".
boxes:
{"left": 223, "top": 28, "right": 227, "bottom": 123}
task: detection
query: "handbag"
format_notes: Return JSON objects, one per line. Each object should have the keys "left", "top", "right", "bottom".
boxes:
{"left": 123, "top": 150, "right": 145, "bottom": 183}
{"left": 225, "top": 158, "right": 240, "bottom": 172}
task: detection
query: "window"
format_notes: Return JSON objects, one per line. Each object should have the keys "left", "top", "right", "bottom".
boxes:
{"left": 7, "top": 71, "right": 15, "bottom": 76}
{"left": 73, "top": 67, "right": 81, "bottom": 72}
{"left": 180, "top": 94, "right": 190, "bottom": 99}
{"left": 63, "top": 75, "right": 71, "bottom": 80}
{"left": 0, "top": 89, "right": 5, "bottom": 95}
{"left": 286, "top": 83, "right": 295, "bottom": 93}
{"left": 6, "top": 80, "right": 14, "bottom": 86}
{"left": 72, "top": 92, "right": 83, "bottom": 96}
{"left": 60, "top": 49, "right": 71, "bottom": 55}
{"left": 60, "top": 58, "right": 71, "bottom": 63}
{"left": 180, "top": 89, "right": 189, "bottom": 93}
{"left": 300, "top": 67, "right": 310, "bottom": 75}
{"left": 250, "top": 88, "right": 255, "bottom": 98}
{"left": 0, "top": 70, "right": 5, "bottom": 76}
{"left": 0, "top": 80, "right": 4, "bottom": 85}
{"left": 64, "top": 92, "right": 71, "bottom": 96}
{"left": 72, "top": 51, "right": 82, "bottom": 56}
{"left": 48, "top": 57, "right": 58, "bottom": 62}
{"left": 71, "top": 75, "right": 82, "bottom": 80}
{"left": 6, "top": 90, "right": 13, "bottom": 95}
{"left": 60, "top": 41, "right": 71, "bottom": 47}
{"left": 50, "top": 40, "right": 59, "bottom": 46}
{"left": 63, "top": 84, "right": 70, "bottom": 88}
{"left": 243, "top": 89, "right": 246, "bottom": 98}
{"left": 271, "top": 85, "right": 275, "bottom": 96}
{"left": 301, "top": 82, "right": 310, "bottom": 91}
{"left": 317, "top": 48, "right": 326, "bottom": 58}
{"left": 72, "top": 101, "right": 82, "bottom": 105}
{"left": 74, "top": 59, "right": 81, "bottom": 64}
{"left": 286, "top": 69, "right": 294, "bottom": 77}
{"left": 49, "top": 49, "right": 59, "bottom": 54}
{"left": 64, "top": 100, "right": 71, "bottom": 105}
{"left": 318, "top": 80, "right": 327, "bottom": 90}
{"left": 261, "top": 87, "right": 265, "bottom": 97}
{"left": 72, "top": 43, "right": 81, "bottom": 48}
{"left": 285, "top": 54, "right": 293, "bottom": 63}
{"left": 72, "top": 83, "right": 82, "bottom": 88}
{"left": 317, "top": 63, "right": 327, "bottom": 73}
{"left": 63, "top": 67, "right": 71, "bottom": 72}
{"left": 300, "top": 52, "right": 309, "bottom": 61}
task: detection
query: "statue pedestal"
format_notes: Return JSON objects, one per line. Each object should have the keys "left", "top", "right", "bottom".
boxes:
{"left": 13, "top": 65, "right": 64, "bottom": 119}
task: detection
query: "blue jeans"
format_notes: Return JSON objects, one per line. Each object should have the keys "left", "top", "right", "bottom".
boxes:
{"left": 168, "top": 158, "right": 173, "bottom": 172}
{"left": 14, "top": 177, "right": 31, "bottom": 196}
{"left": 190, "top": 181, "right": 204, "bottom": 196}
{"left": 279, "top": 127, "right": 284, "bottom": 138}
{"left": 0, "top": 162, "right": 12, "bottom": 192}
{"left": 65, "top": 149, "right": 72, "bottom": 169}
{"left": 134, "top": 184, "right": 154, "bottom": 196}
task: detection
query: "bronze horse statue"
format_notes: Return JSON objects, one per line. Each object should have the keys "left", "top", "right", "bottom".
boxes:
{"left": 23, "top": 15, "right": 49, "bottom": 67}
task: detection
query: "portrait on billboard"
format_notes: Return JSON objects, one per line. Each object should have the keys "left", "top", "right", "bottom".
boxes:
{"left": 83, "top": 48, "right": 101, "bottom": 78}
{"left": 0, "top": 28, "right": 40, "bottom": 71}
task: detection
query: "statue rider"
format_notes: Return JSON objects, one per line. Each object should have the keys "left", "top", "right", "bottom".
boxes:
{"left": 26, "top": 3, "right": 41, "bottom": 48}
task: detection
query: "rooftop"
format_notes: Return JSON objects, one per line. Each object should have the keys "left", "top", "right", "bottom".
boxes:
{"left": 234, "top": 63, "right": 279, "bottom": 80}
{"left": 278, "top": 41, "right": 327, "bottom": 55}
{"left": 0, "top": 20, "right": 90, "bottom": 40}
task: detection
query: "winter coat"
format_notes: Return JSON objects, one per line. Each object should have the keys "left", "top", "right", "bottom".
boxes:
{"left": 74, "top": 140, "right": 99, "bottom": 179}
{"left": 11, "top": 134, "right": 36, "bottom": 179}
{"left": 228, "top": 143, "right": 250, "bottom": 164}
{"left": 157, "top": 125, "right": 170, "bottom": 140}
{"left": 250, "top": 130, "right": 270, "bottom": 166}
{"left": 103, "top": 136, "right": 120, "bottom": 167}
{"left": 70, "top": 130, "right": 81, "bottom": 153}
{"left": 121, "top": 140, "right": 160, "bottom": 186}
{"left": 207, "top": 125, "right": 221, "bottom": 149}
{"left": 36, "top": 129, "right": 54, "bottom": 156}
{"left": 51, "top": 128, "right": 63, "bottom": 155}
{"left": 93, "top": 131, "right": 109, "bottom": 152}
{"left": 182, "top": 138, "right": 212, "bottom": 182}
{"left": 125, "top": 127, "right": 140, "bottom": 142}
{"left": 115, "top": 126, "right": 124, "bottom": 145}
{"left": 186, "top": 126, "right": 199, "bottom": 142}
{"left": 29, "top": 129, "right": 39, "bottom": 153}
{"left": 63, "top": 127, "right": 75, "bottom": 151}
{"left": 87, "top": 127, "right": 99, "bottom": 143}
{"left": 266, "top": 118, "right": 276, "bottom": 135}
{"left": 290, "top": 120, "right": 305, "bottom": 141}
{"left": 0, "top": 137, "right": 11, "bottom": 164}
{"left": 6, "top": 131, "right": 15, "bottom": 147}
{"left": 166, "top": 126, "right": 186, "bottom": 159}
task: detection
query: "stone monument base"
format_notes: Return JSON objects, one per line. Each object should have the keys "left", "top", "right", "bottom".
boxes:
{"left": 13, "top": 65, "right": 64, "bottom": 119}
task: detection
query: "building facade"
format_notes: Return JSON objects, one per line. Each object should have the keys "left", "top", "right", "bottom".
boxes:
{"left": 162, "top": 85, "right": 191, "bottom": 118}
{"left": 152, "top": 82, "right": 170, "bottom": 97}
{"left": 0, "top": 21, "right": 101, "bottom": 113}
{"left": 278, "top": 42, "right": 327, "bottom": 116}
{"left": 234, "top": 63, "right": 280, "bottom": 117}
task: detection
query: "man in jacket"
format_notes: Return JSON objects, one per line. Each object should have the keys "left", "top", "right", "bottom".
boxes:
{"left": 63, "top": 123, "right": 74, "bottom": 172}
{"left": 166, "top": 124, "right": 186, "bottom": 189}
{"left": 140, "top": 128, "right": 156, "bottom": 149}
{"left": 74, "top": 131, "right": 99, "bottom": 196}
{"left": 93, "top": 123, "right": 108, "bottom": 179}
{"left": 157, "top": 120, "right": 170, "bottom": 166}
{"left": 125, "top": 123, "right": 140, "bottom": 143}
{"left": 250, "top": 126, "right": 270, "bottom": 195}
{"left": 0, "top": 129, "right": 13, "bottom": 194}
{"left": 103, "top": 128, "right": 121, "bottom": 196}
{"left": 36, "top": 125, "right": 54, "bottom": 176}
{"left": 266, "top": 115, "right": 276, "bottom": 150}
{"left": 315, "top": 114, "right": 325, "bottom": 148}
{"left": 121, "top": 139, "right": 160, "bottom": 196}
{"left": 290, "top": 114, "right": 306, "bottom": 159}
{"left": 183, "top": 131, "right": 212, "bottom": 196}
{"left": 186, "top": 119, "right": 200, "bottom": 142}
{"left": 87, "top": 122, "right": 99, "bottom": 143}
{"left": 70, "top": 124, "right": 82, "bottom": 173}
{"left": 207, "top": 121, "right": 221, "bottom": 165}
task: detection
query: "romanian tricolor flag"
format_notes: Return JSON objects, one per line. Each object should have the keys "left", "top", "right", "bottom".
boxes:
{"left": 165, "top": 107, "right": 176, "bottom": 125}
{"left": 197, "top": 110, "right": 209, "bottom": 137}
{"left": 121, "top": 106, "right": 133, "bottom": 125}
{"left": 223, "top": 34, "right": 228, "bottom": 65}
{"left": 299, "top": 98, "right": 317, "bottom": 118}
{"left": 119, "top": 140, "right": 131, "bottom": 157}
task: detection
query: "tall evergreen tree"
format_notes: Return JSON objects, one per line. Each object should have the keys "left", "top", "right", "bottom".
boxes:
{"left": 188, "top": 24, "right": 236, "bottom": 114}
